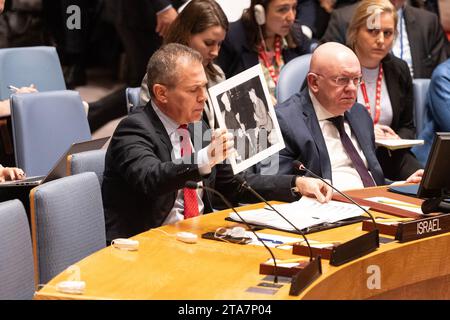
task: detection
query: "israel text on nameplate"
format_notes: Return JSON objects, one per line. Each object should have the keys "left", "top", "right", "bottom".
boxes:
{"left": 395, "top": 213, "right": 450, "bottom": 243}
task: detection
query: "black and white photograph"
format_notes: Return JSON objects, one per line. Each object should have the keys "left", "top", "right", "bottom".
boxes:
{"left": 209, "top": 65, "right": 284, "bottom": 174}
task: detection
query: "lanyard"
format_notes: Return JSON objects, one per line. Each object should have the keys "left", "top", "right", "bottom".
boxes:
{"left": 258, "top": 35, "right": 282, "bottom": 85}
{"left": 360, "top": 64, "right": 383, "bottom": 124}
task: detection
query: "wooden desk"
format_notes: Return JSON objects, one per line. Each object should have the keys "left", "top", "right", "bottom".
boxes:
{"left": 34, "top": 185, "right": 450, "bottom": 300}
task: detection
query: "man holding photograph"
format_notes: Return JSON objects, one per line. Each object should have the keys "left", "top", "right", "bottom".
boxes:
{"left": 102, "top": 43, "right": 332, "bottom": 242}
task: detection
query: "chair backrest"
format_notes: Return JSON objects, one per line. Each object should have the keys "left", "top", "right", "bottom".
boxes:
{"left": 126, "top": 87, "right": 141, "bottom": 114}
{"left": 10, "top": 90, "right": 91, "bottom": 176}
{"left": 0, "top": 200, "right": 35, "bottom": 299}
{"left": 412, "top": 78, "right": 431, "bottom": 137}
{"left": 276, "top": 54, "right": 312, "bottom": 104}
{"left": 30, "top": 172, "right": 106, "bottom": 285}
{"left": 0, "top": 46, "right": 66, "bottom": 100}
{"left": 68, "top": 149, "right": 107, "bottom": 186}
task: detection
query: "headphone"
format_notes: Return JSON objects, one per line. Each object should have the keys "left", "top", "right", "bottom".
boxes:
{"left": 254, "top": 4, "right": 266, "bottom": 26}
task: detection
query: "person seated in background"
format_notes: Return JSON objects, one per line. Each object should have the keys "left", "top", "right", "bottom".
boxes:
{"left": 346, "top": 0, "right": 422, "bottom": 180}
{"left": 0, "top": 84, "right": 37, "bottom": 117}
{"left": 139, "top": 0, "right": 228, "bottom": 129}
{"left": 101, "top": 43, "right": 332, "bottom": 242}
{"left": 262, "top": 42, "right": 423, "bottom": 190}
{"left": 320, "top": 0, "right": 447, "bottom": 79}
{"left": 412, "top": 58, "right": 450, "bottom": 165}
{"left": 217, "top": 0, "right": 314, "bottom": 104}
{"left": 0, "top": 165, "right": 25, "bottom": 182}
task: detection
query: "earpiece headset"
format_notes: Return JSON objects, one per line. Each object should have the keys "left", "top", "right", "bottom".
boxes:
{"left": 254, "top": 4, "right": 266, "bottom": 26}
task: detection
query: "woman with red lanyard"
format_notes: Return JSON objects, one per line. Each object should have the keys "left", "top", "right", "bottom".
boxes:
{"left": 346, "top": 0, "right": 422, "bottom": 181}
{"left": 217, "top": 0, "right": 315, "bottom": 104}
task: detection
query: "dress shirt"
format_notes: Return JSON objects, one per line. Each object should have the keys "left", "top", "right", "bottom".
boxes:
{"left": 309, "top": 91, "right": 373, "bottom": 190}
{"left": 392, "top": 8, "right": 414, "bottom": 77}
{"left": 151, "top": 101, "right": 211, "bottom": 225}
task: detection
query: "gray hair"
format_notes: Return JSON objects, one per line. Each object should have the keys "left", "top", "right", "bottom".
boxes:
{"left": 146, "top": 43, "right": 203, "bottom": 98}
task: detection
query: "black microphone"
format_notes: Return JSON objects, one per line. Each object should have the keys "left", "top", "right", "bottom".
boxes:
{"left": 185, "top": 181, "right": 280, "bottom": 283}
{"left": 292, "top": 160, "right": 379, "bottom": 228}
{"left": 233, "top": 175, "right": 315, "bottom": 262}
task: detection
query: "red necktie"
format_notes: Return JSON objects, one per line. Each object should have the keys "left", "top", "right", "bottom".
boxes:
{"left": 178, "top": 125, "right": 199, "bottom": 218}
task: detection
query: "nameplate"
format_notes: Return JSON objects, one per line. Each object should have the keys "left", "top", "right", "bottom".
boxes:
{"left": 329, "top": 230, "right": 379, "bottom": 266}
{"left": 289, "top": 256, "right": 322, "bottom": 296}
{"left": 395, "top": 213, "right": 450, "bottom": 243}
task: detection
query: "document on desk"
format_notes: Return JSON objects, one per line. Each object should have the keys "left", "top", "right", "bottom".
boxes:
{"left": 375, "top": 139, "right": 424, "bottom": 150}
{"left": 365, "top": 196, "right": 423, "bottom": 214}
{"left": 229, "top": 197, "right": 366, "bottom": 232}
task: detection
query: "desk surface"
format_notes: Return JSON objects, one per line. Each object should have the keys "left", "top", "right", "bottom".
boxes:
{"left": 34, "top": 185, "right": 450, "bottom": 300}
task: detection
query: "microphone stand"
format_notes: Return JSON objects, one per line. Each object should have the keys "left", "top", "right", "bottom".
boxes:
{"left": 185, "top": 181, "right": 280, "bottom": 284}
{"left": 232, "top": 176, "right": 323, "bottom": 296}
{"left": 292, "top": 161, "right": 380, "bottom": 266}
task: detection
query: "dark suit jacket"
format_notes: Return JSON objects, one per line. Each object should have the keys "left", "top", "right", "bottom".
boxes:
{"left": 273, "top": 88, "right": 385, "bottom": 186}
{"left": 320, "top": 4, "right": 447, "bottom": 78}
{"left": 217, "top": 19, "right": 313, "bottom": 79}
{"left": 102, "top": 104, "right": 298, "bottom": 241}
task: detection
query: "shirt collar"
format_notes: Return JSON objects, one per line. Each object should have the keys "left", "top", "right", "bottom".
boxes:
{"left": 151, "top": 100, "right": 180, "bottom": 136}
{"left": 308, "top": 90, "right": 337, "bottom": 121}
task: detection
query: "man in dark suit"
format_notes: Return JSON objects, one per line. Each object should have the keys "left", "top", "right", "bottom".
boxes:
{"left": 113, "top": 0, "right": 186, "bottom": 86}
{"left": 102, "top": 43, "right": 332, "bottom": 242}
{"left": 263, "top": 42, "right": 423, "bottom": 190}
{"left": 320, "top": 0, "right": 447, "bottom": 78}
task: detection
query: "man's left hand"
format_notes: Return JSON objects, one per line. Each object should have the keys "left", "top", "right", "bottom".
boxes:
{"left": 156, "top": 7, "right": 178, "bottom": 38}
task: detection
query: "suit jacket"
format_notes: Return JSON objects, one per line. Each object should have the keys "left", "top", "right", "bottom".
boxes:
{"left": 217, "top": 19, "right": 313, "bottom": 79}
{"left": 376, "top": 54, "right": 423, "bottom": 179}
{"left": 102, "top": 104, "right": 298, "bottom": 241}
{"left": 413, "top": 58, "right": 450, "bottom": 165}
{"left": 320, "top": 3, "right": 447, "bottom": 78}
{"left": 272, "top": 88, "right": 386, "bottom": 186}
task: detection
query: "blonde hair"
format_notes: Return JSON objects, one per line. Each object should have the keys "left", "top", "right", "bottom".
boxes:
{"left": 346, "top": 0, "right": 398, "bottom": 51}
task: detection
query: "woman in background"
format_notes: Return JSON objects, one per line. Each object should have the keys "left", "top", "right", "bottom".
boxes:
{"left": 346, "top": 0, "right": 422, "bottom": 180}
{"left": 140, "top": 0, "right": 228, "bottom": 129}
{"left": 217, "top": 0, "right": 314, "bottom": 103}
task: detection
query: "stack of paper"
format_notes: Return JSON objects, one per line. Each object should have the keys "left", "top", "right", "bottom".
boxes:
{"left": 229, "top": 197, "right": 366, "bottom": 232}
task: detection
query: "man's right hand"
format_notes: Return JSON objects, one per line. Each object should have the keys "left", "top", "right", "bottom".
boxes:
{"left": 294, "top": 176, "right": 333, "bottom": 203}
{"left": 156, "top": 7, "right": 178, "bottom": 38}
{"left": 207, "top": 128, "right": 234, "bottom": 166}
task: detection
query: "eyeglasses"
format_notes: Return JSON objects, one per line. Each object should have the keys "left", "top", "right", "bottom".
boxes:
{"left": 311, "top": 73, "right": 363, "bottom": 87}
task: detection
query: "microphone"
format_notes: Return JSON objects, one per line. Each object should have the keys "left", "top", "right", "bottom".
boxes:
{"left": 292, "top": 160, "right": 378, "bottom": 228}
{"left": 185, "top": 181, "right": 280, "bottom": 283}
{"left": 233, "top": 175, "right": 315, "bottom": 262}
{"left": 421, "top": 197, "right": 450, "bottom": 214}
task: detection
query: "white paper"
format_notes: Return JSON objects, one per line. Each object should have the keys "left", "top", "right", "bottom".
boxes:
{"left": 375, "top": 139, "right": 424, "bottom": 150}
{"left": 229, "top": 197, "right": 366, "bottom": 232}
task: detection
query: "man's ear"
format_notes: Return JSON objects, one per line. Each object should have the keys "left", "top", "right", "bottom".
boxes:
{"left": 307, "top": 73, "right": 319, "bottom": 93}
{"left": 153, "top": 84, "right": 168, "bottom": 103}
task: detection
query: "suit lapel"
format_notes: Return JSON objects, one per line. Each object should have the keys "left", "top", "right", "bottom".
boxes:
{"left": 403, "top": 6, "right": 420, "bottom": 74}
{"left": 145, "top": 104, "right": 173, "bottom": 158}
{"left": 301, "top": 92, "right": 332, "bottom": 179}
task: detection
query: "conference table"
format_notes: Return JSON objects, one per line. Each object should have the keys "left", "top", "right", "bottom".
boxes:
{"left": 34, "top": 185, "right": 450, "bottom": 300}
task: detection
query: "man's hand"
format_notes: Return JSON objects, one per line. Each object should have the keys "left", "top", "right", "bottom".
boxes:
{"left": 156, "top": 7, "right": 178, "bottom": 38}
{"left": 374, "top": 124, "right": 400, "bottom": 140}
{"left": 0, "top": 167, "right": 26, "bottom": 182}
{"left": 15, "top": 84, "right": 37, "bottom": 94}
{"left": 406, "top": 169, "right": 424, "bottom": 184}
{"left": 207, "top": 128, "right": 234, "bottom": 166}
{"left": 294, "top": 176, "right": 333, "bottom": 203}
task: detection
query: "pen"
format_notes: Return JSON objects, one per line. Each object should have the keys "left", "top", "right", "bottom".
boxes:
{"left": 374, "top": 217, "right": 414, "bottom": 222}
{"left": 378, "top": 200, "right": 421, "bottom": 209}
{"left": 259, "top": 238, "right": 284, "bottom": 244}
{"left": 8, "top": 85, "right": 19, "bottom": 92}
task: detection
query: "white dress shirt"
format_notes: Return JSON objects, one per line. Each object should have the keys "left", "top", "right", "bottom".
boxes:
{"left": 151, "top": 102, "right": 211, "bottom": 225}
{"left": 392, "top": 7, "right": 414, "bottom": 77}
{"left": 309, "top": 91, "right": 374, "bottom": 190}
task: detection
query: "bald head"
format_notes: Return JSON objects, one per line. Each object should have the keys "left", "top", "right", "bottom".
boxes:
{"left": 310, "top": 42, "right": 360, "bottom": 77}
{"left": 308, "top": 42, "right": 361, "bottom": 115}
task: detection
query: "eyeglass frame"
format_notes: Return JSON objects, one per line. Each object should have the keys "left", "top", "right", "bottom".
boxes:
{"left": 309, "top": 72, "right": 363, "bottom": 87}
